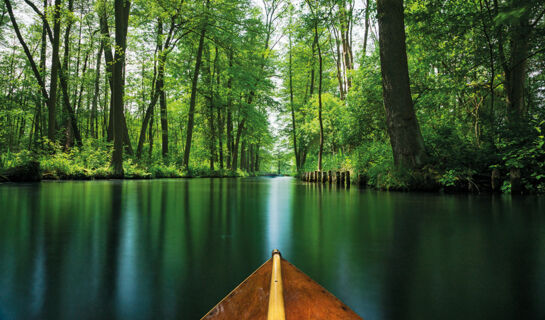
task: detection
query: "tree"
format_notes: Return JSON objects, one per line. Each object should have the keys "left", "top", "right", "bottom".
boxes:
{"left": 377, "top": 0, "right": 426, "bottom": 168}
{"left": 182, "top": 0, "right": 208, "bottom": 170}
{"left": 111, "top": 0, "right": 131, "bottom": 177}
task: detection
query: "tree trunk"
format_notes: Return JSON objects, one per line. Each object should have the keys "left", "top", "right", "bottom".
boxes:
{"left": 232, "top": 118, "right": 245, "bottom": 170}
{"left": 111, "top": 0, "right": 131, "bottom": 177}
{"left": 156, "top": 19, "right": 169, "bottom": 159}
{"left": 182, "top": 14, "right": 207, "bottom": 169}
{"left": 226, "top": 53, "right": 233, "bottom": 169}
{"left": 506, "top": 2, "right": 530, "bottom": 118}
{"left": 48, "top": 0, "right": 62, "bottom": 140}
{"left": 61, "top": 0, "right": 74, "bottom": 147}
{"left": 315, "top": 22, "right": 324, "bottom": 171}
{"left": 100, "top": 6, "right": 132, "bottom": 154}
{"left": 91, "top": 42, "right": 103, "bottom": 138}
{"left": 377, "top": 0, "right": 427, "bottom": 168}
{"left": 289, "top": 23, "right": 299, "bottom": 172}
{"left": 363, "top": 0, "right": 370, "bottom": 55}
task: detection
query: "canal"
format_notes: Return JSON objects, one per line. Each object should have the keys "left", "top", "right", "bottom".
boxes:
{"left": 0, "top": 177, "right": 544, "bottom": 319}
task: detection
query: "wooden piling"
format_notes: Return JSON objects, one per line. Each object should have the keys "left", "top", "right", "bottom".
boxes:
{"left": 335, "top": 171, "right": 340, "bottom": 184}
{"left": 346, "top": 171, "right": 350, "bottom": 188}
{"left": 328, "top": 171, "right": 332, "bottom": 184}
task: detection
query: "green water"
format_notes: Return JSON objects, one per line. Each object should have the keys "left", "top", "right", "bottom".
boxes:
{"left": 0, "top": 177, "right": 544, "bottom": 319}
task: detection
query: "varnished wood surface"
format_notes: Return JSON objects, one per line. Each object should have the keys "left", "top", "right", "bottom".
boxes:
{"left": 281, "top": 259, "right": 362, "bottom": 320}
{"left": 201, "top": 259, "right": 272, "bottom": 320}
{"left": 267, "top": 252, "right": 285, "bottom": 320}
{"left": 201, "top": 256, "right": 362, "bottom": 320}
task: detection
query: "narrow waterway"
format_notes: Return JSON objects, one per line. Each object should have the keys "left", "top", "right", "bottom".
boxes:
{"left": 0, "top": 177, "right": 544, "bottom": 319}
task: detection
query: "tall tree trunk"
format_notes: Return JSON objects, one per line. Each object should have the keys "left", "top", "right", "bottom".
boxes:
{"left": 332, "top": 30, "right": 345, "bottom": 100}
{"left": 339, "top": 1, "right": 353, "bottom": 89}
{"left": 61, "top": 0, "right": 74, "bottom": 147}
{"left": 315, "top": 22, "right": 324, "bottom": 171}
{"left": 204, "top": 44, "right": 216, "bottom": 171}
{"left": 100, "top": 6, "right": 132, "bottom": 153}
{"left": 288, "top": 28, "right": 299, "bottom": 172}
{"left": 48, "top": 0, "right": 62, "bottom": 140}
{"left": 136, "top": 92, "right": 160, "bottom": 159}
{"left": 363, "top": 0, "right": 370, "bottom": 55}
{"left": 506, "top": 0, "right": 530, "bottom": 118}
{"left": 377, "top": 0, "right": 427, "bottom": 168}
{"left": 226, "top": 53, "right": 233, "bottom": 169}
{"left": 216, "top": 48, "right": 224, "bottom": 170}
{"left": 157, "top": 19, "right": 169, "bottom": 159}
{"left": 91, "top": 42, "right": 103, "bottom": 139}
{"left": 182, "top": 10, "right": 207, "bottom": 169}
{"left": 232, "top": 117, "right": 245, "bottom": 170}
{"left": 36, "top": 0, "right": 48, "bottom": 145}
{"left": 111, "top": 0, "right": 131, "bottom": 177}
{"left": 226, "top": 108, "right": 233, "bottom": 169}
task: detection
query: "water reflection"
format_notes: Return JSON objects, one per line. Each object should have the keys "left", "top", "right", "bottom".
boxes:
{"left": 0, "top": 179, "right": 544, "bottom": 319}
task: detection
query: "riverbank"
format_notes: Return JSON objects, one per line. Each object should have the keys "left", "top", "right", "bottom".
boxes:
{"left": 0, "top": 159, "right": 278, "bottom": 183}
{"left": 299, "top": 166, "right": 544, "bottom": 195}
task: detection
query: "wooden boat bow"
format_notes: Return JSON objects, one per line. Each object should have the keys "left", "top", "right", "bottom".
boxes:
{"left": 201, "top": 250, "right": 362, "bottom": 320}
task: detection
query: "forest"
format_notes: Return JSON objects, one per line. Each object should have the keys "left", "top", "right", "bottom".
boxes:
{"left": 0, "top": 0, "right": 544, "bottom": 193}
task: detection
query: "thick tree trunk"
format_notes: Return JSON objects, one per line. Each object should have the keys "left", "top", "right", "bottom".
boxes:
{"left": 182, "top": 17, "right": 207, "bottom": 169}
{"left": 377, "top": 0, "right": 426, "bottom": 168}
{"left": 507, "top": 5, "right": 530, "bottom": 118}
{"left": 111, "top": 0, "right": 131, "bottom": 177}
{"left": 99, "top": 7, "right": 132, "bottom": 153}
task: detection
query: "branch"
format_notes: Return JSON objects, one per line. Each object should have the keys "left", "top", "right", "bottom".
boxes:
{"left": 3, "top": 0, "right": 49, "bottom": 102}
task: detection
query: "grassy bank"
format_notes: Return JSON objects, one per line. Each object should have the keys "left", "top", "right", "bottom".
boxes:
{"left": 0, "top": 143, "right": 258, "bottom": 182}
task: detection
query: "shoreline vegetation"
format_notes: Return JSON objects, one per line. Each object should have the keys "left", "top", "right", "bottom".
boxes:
{"left": 1, "top": 0, "right": 544, "bottom": 194}
{"left": 0, "top": 149, "right": 534, "bottom": 195}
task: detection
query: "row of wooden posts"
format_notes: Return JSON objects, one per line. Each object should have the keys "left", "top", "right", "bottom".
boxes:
{"left": 301, "top": 170, "right": 351, "bottom": 187}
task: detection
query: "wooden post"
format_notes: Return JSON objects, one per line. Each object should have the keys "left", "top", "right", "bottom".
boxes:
{"left": 328, "top": 170, "right": 332, "bottom": 184}
{"left": 491, "top": 168, "right": 501, "bottom": 192}
{"left": 346, "top": 171, "right": 350, "bottom": 188}
{"left": 314, "top": 171, "right": 318, "bottom": 183}
{"left": 340, "top": 171, "right": 345, "bottom": 186}
{"left": 510, "top": 168, "right": 521, "bottom": 194}
{"left": 335, "top": 171, "right": 340, "bottom": 185}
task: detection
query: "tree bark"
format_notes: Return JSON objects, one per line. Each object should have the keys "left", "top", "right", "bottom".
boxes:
{"left": 48, "top": 0, "right": 61, "bottom": 140}
{"left": 377, "top": 0, "right": 427, "bottom": 168}
{"left": 289, "top": 28, "right": 299, "bottom": 172}
{"left": 506, "top": 0, "right": 530, "bottom": 118}
{"left": 91, "top": 42, "right": 103, "bottom": 139}
{"left": 182, "top": 9, "right": 207, "bottom": 169}
{"left": 363, "top": 0, "right": 370, "bottom": 55}
{"left": 111, "top": 0, "right": 131, "bottom": 177}
{"left": 156, "top": 19, "right": 169, "bottom": 159}
{"left": 315, "top": 22, "right": 324, "bottom": 171}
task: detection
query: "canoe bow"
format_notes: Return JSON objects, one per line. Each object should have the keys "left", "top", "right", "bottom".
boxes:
{"left": 201, "top": 250, "right": 362, "bottom": 320}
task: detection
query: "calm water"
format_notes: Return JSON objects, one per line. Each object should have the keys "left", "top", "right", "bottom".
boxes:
{"left": 0, "top": 177, "right": 544, "bottom": 319}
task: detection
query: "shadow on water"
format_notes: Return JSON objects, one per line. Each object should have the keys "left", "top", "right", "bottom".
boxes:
{"left": 0, "top": 178, "right": 544, "bottom": 319}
